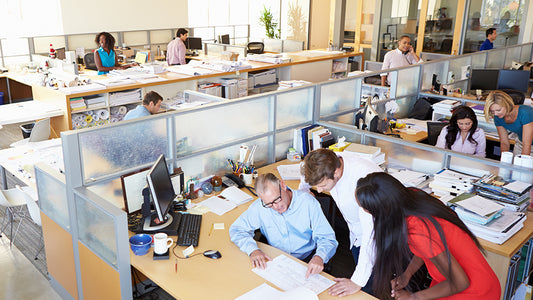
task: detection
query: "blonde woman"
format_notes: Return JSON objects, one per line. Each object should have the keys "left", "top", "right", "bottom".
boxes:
{"left": 484, "top": 90, "right": 533, "bottom": 156}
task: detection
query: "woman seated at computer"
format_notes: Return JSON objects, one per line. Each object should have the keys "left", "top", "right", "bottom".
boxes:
{"left": 485, "top": 90, "right": 533, "bottom": 156}
{"left": 355, "top": 172, "right": 501, "bottom": 299}
{"left": 94, "top": 32, "right": 136, "bottom": 75}
{"left": 435, "top": 105, "right": 486, "bottom": 157}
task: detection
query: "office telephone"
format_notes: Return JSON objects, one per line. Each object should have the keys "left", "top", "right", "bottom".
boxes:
{"left": 222, "top": 174, "right": 245, "bottom": 188}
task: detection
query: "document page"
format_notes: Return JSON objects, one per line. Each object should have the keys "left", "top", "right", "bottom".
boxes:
{"left": 252, "top": 255, "right": 334, "bottom": 295}
{"left": 198, "top": 196, "right": 236, "bottom": 216}
{"left": 235, "top": 283, "right": 318, "bottom": 300}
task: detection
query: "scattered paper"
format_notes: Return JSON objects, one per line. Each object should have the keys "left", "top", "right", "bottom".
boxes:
{"left": 213, "top": 223, "right": 225, "bottom": 230}
{"left": 199, "top": 196, "right": 237, "bottom": 216}
{"left": 235, "top": 283, "right": 318, "bottom": 300}
{"left": 276, "top": 164, "right": 302, "bottom": 180}
{"left": 252, "top": 255, "right": 334, "bottom": 295}
{"left": 456, "top": 195, "right": 504, "bottom": 216}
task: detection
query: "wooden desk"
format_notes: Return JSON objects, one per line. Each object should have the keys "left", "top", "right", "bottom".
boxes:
{"left": 130, "top": 162, "right": 376, "bottom": 300}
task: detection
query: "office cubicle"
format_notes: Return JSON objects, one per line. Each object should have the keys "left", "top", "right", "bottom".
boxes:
{"left": 39, "top": 42, "right": 533, "bottom": 299}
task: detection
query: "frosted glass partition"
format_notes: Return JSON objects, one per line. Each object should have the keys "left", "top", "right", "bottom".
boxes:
{"left": 504, "top": 46, "right": 522, "bottom": 69}
{"left": 396, "top": 66, "right": 420, "bottom": 97}
{"left": 175, "top": 97, "right": 271, "bottom": 155}
{"left": 205, "top": 43, "right": 222, "bottom": 56}
{"left": 324, "top": 126, "right": 364, "bottom": 145}
{"left": 448, "top": 156, "right": 500, "bottom": 178}
{"left": 235, "top": 26, "right": 249, "bottom": 39}
{"left": 194, "top": 28, "right": 216, "bottom": 41}
{"left": 35, "top": 166, "right": 70, "bottom": 230}
{"left": 421, "top": 61, "right": 448, "bottom": 91}
{"left": 486, "top": 49, "right": 506, "bottom": 69}
{"left": 322, "top": 111, "right": 357, "bottom": 125}
{"left": 79, "top": 118, "right": 168, "bottom": 182}
{"left": 319, "top": 78, "right": 360, "bottom": 116}
{"left": 275, "top": 130, "right": 293, "bottom": 161}
{"left": 520, "top": 44, "right": 533, "bottom": 62}
{"left": 283, "top": 40, "right": 305, "bottom": 52}
{"left": 448, "top": 56, "right": 472, "bottom": 84}
{"left": 276, "top": 87, "right": 314, "bottom": 129}
{"left": 470, "top": 52, "right": 487, "bottom": 69}
{"left": 150, "top": 30, "right": 173, "bottom": 44}
{"left": 176, "top": 137, "right": 269, "bottom": 181}
{"left": 395, "top": 96, "right": 418, "bottom": 118}
{"left": 264, "top": 39, "right": 282, "bottom": 53}
{"left": 75, "top": 192, "right": 118, "bottom": 268}
{"left": 226, "top": 46, "right": 246, "bottom": 57}
{"left": 68, "top": 34, "right": 98, "bottom": 52}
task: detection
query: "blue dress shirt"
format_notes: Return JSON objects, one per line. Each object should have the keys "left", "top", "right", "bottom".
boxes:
{"left": 479, "top": 39, "right": 494, "bottom": 51}
{"left": 229, "top": 188, "right": 338, "bottom": 263}
{"left": 123, "top": 105, "right": 151, "bottom": 120}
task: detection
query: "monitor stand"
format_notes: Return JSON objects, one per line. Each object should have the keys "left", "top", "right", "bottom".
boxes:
{"left": 143, "top": 212, "right": 173, "bottom": 231}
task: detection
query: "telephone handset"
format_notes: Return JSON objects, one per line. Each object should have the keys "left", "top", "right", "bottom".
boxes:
{"left": 222, "top": 173, "right": 245, "bottom": 188}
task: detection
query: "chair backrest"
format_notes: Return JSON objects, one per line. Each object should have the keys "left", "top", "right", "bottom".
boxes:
{"left": 16, "top": 186, "right": 41, "bottom": 226}
{"left": 247, "top": 42, "right": 264, "bottom": 54}
{"left": 499, "top": 89, "right": 525, "bottom": 105}
{"left": 440, "top": 39, "right": 453, "bottom": 53}
{"left": 427, "top": 121, "right": 449, "bottom": 146}
{"left": 84, "top": 52, "right": 97, "bottom": 70}
{"left": 28, "top": 118, "right": 50, "bottom": 143}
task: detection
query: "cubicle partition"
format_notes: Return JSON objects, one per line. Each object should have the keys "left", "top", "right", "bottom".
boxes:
{"left": 39, "top": 42, "right": 533, "bottom": 299}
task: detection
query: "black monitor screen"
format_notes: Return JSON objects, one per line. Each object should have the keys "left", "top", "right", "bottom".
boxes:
{"left": 470, "top": 69, "right": 499, "bottom": 91}
{"left": 497, "top": 70, "right": 530, "bottom": 93}
{"left": 146, "top": 154, "right": 175, "bottom": 222}
{"left": 220, "top": 34, "right": 230, "bottom": 45}
{"left": 186, "top": 37, "right": 203, "bottom": 50}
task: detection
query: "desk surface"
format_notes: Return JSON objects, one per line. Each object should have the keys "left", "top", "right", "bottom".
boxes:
{"left": 130, "top": 162, "right": 376, "bottom": 300}
{"left": 0, "top": 100, "right": 64, "bottom": 126}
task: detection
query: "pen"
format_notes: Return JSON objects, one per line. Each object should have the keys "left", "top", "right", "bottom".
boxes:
{"left": 175, "top": 259, "right": 177, "bottom": 273}
{"left": 208, "top": 223, "right": 214, "bottom": 236}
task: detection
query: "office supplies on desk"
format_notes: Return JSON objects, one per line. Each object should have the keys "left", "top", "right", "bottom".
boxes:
{"left": 203, "top": 250, "right": 221, "bottom": 259}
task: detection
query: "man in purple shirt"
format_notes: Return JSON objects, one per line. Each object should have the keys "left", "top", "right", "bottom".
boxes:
{"left": 167, "top": 28, "right": 188, "bottom": 65}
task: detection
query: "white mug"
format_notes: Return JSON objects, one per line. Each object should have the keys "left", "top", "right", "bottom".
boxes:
{"left": 153, "top": 232, "right": 173, "bottom": 255}
{"left": 240, "top": 173, "right": 253, "bottom": 186}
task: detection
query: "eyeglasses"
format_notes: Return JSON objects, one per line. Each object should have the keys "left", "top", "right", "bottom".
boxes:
{"left": 261, "top": 184, "right": 282, "bottom": 208}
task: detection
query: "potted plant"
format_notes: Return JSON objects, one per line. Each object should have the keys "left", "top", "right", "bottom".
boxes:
{"left": 259, "top": 6, "right": 280, "bottom": 39}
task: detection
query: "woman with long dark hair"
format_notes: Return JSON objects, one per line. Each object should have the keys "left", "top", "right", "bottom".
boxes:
{"left": 356, "top": 172, "right": 500, "bottom": 299}
{"left": 435, "top": 105, "right": 486, "bottom": 157}
{"left": 94, "top": 32, "right": 136, "bottom": 75}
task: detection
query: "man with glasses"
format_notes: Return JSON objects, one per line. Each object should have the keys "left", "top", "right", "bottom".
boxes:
{"left": 229, "top": 173, "right": 338, "bottom": 278}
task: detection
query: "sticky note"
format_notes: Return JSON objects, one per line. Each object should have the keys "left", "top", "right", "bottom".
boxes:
{"left": 213, "top": 223, "right": 225, "bottom": 230}
{"left": 183, "top": 245, "right": 195, "bottom": 257}
{"left": 135, "top": 52, "right": 147, "bottom": 64}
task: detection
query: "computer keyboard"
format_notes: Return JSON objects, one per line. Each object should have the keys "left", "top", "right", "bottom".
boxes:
{"left": 177, "top": 213, "right": 202, "bottom": 247}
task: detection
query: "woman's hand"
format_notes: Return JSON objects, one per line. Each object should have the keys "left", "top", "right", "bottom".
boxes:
{"left": 328, "top": 278, "right": 361, "bottom": 297}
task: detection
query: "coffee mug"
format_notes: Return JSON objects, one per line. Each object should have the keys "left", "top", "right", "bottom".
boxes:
{"left": 240, "top": 173, "right": 253, "bottom": 186}
{"left": 153, "top": 232, "right": 173, "bottom": 255}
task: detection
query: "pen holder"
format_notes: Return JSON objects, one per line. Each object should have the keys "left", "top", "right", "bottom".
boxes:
{"left": 239, "top": 173, "right": 253, "bottom": 186}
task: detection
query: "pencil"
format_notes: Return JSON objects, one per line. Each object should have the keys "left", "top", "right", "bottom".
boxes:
{"left": 208, "top": 223, "right": 214, "bottom": 236}
{"left": 175, "top": 259, "right": 177, "bottom": 273}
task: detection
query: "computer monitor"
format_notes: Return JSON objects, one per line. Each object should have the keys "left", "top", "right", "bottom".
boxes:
{"left": 220, "top": 34, "right": 230, "bottom": 45}
{"left": 469, "top": 69, "right": 499, "bottom": 91}
{"left": 146, "top": 154, "right": 175, "bottom": 224}
{"left": 186, "top": 37, "right": 203, "bottom": 50}
{"left": 497, "top": 70, "right": 530, "bottom": 93}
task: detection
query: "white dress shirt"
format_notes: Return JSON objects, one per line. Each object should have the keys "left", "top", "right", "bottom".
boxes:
{"left": 381, "top": 48, "right": 423, "bottom": 85}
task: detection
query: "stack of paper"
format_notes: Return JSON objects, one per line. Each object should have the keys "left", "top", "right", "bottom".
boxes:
{"left": 473, "top": 174, "right": 532, "bottom": 212}
{"left": 430, "top": 169, "right": 479, "bottom": 197}
{"left": 84, "top": 95, "right": 106, "bottom": 109}
{"left": 390, "top": 169, "right": 430, "bottom": 188}
{"left": 344, "top": 143, "right": 386, "bottom": 165}
{"left": 247, "top": 53, "right": 292, "bottom": 64}
{"left": 447, "top": 193, "right": 504, "bottom": 225}
{"left": 432, "top": 99, "right": 461, "bottom": 116}
{"left": 198, "top": 186, "right": 253, "bottom": 216}
{"left": 108, "top": 89, "right": 142, "bottom": 106}
{"left": 465, "top": 210, "right": 526, "bottom": 244}
{"left": 70, "top": 97, "right": 86, "bottom": 111}
{"left": 278, "top": 80, "right": 311, "bottom": 89}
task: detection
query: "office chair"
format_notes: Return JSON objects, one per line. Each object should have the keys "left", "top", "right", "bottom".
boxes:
{"left": 17, "top": 186, "right": 43, "bottom": 259}
{"left": 247, "top": 42, "right": 264, "bottom": 54}
{"left": 84, "top": 52, "right": 98, "bottom": 71}
{"left": 499, "top": 89, "right": 525, "bottom": 105}
{"left": 440, "top": 39, "right": 453, "bottom": 53}
{"left": 0, "top": 185, "right": 34, "bottom": 247}
{"left": 426, "top": 121, "right": 449, "bottom": 146}
{"left": 10, "top": 118, "right": 51, "bottom": 147}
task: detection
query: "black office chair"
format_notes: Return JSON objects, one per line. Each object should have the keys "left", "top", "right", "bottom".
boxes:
{"left": 247, "top": 42, "right": 264, "bottom": 54}
{"left": 84, "top": 52, "right": 97, "bottom": 71}
{"left": 426, "top": 121, "right": 449, "bottom": 146}
{"left": 440, "top": 39, "right": 453, "bottom": 53}
{"left": 499, "top": 89, "right": 525, "bottom": 105}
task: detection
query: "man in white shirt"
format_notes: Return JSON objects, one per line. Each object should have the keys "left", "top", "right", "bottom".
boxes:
{"left": 301, "top": 148, "right": 382, "bottom": 297}
{"left": 381, "top": 35, "right": 423, "bottom": 86}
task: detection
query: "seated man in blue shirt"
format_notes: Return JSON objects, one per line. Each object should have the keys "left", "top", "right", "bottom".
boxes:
{"left": 479, "top": 28, "right": 497, "bottom": 51}
{"left": 230, "top": 173, "right": 338, "bottom": 277}
{"left": 124, "top": 91, "right": 163, "bottom": 120}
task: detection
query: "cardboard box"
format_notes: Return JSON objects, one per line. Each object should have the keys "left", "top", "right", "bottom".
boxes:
{"left": 221, "top": 51, "right": 239, "bottom": 61}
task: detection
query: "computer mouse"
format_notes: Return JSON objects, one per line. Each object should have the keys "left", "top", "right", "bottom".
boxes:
{"left": 203, "top": 250, "right": 222, "bottom": 259}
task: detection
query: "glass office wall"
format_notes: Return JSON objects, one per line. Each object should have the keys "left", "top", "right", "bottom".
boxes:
{"left": 377, "top": 0, "right": 421, "bottom": 61}
{"left": 422, "top": 0, "right": 457, "bottom": 54}
{"left": 464, "top": 0, "right": 524, "bottom": 53}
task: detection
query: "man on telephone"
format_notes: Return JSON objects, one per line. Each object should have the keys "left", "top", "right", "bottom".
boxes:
{"left": 229, "top": 173, "right": 338, "bottom": 278}
{"left": 381, "top": 35, "right": 423, "bottom": 86}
